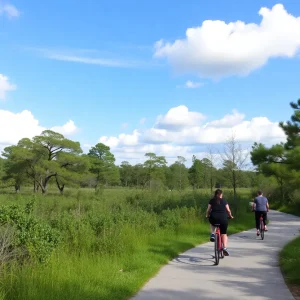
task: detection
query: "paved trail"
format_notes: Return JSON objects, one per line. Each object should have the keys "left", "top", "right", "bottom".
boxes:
{"left": 132, "top": 210, "right": 300, "bottom": 300}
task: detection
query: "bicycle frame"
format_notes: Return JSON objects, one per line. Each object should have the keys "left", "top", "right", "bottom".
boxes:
{"left": 260, "top": 214, "right": 265, "bottom": 240}
{"left": 214, "top": 225, "right": 224, "bottom": 265}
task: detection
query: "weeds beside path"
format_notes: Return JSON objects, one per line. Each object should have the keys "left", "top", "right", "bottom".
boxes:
{"left": 0, "top": 189, "right": 254, "bottom": 300}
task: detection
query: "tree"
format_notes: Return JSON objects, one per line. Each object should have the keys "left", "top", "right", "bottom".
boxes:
{"left": 250, "top": 100, "right": 300, "bottom": 204}
{"left": 120, "top": 161, "right": 133, "bottom": 187}
{"left": 2, "top": 131, "right": 86, "bottom": 194}
{"left": 188, "top": 155, "right": 203, "bottom": 189}
{"left": 250, "top": 142, "right": 292, "bottom": 204}
{"left": 167, "top": 156, "right": 189, "bottom": 191}
{"left": 132, "top": 163, "right": 148, "bottom": 188}
{"left": 32, "top": 130, "right": 85, "bottom": 194}
{"left": 2, "top": 140, "right": 41, "bottom": 192}
{"left": 143, "top": 153, "right": 167, "bottom": 189}
{"left": 87, "top": 143, "right": 120, "bottom": 187}
{"left": 279, "top": 99, "right": 300, "bottom": 149}
{"left": 204, "top": 146, "right": 218, "bottom": 192}
{"left": 221, "top": 134, "right": 249, "bottom": 213}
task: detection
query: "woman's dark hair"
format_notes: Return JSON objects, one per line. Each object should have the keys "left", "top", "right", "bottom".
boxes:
{"left": 214, "top": 189, "right": 223, "bottom": 204}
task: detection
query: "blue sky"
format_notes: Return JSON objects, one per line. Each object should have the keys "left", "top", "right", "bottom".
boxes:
{"left": 1, "top": 0, "right": 300, "bottom": 165}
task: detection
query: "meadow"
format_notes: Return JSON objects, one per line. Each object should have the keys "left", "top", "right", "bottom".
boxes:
{"left": 0, "top": 187, "right": 254, "bottom": 300}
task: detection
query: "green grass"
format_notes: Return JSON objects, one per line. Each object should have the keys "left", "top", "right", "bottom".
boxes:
{"left": 280, "top": 236, "right": 300, "bottom": 285}
{"left": 275, "top": 204, "right": 300, "bottom": 217}
{"left": 0, "top": 188, "right": 254, "bottom": 300}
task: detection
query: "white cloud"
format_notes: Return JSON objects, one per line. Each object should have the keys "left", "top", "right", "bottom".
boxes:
{"left": 0, "top": 74, "right": 16, "bottom": 100}
{"left": 178, "top": 80, "right": 204, "bottom": 89}
{"left": 48, "top": 54, "right": 135, "bottom": 68}
{"left": 154, "top": 4, "right": 300, "bottom": 78}
{"left": 155, "top": 105, "right": 206, "bottom": 131}
{"left": 0, "top": 110, "right": 43, "bottom": 145}
{"left": 207, "top": 110, "right": 245, "bottom": 128}
{"left": 0, "top": 109, "right": 79, "bottom": 152}
{"left": 98, "top": 105, "right": 286, "bottom": 165}
{"left": 0, "top": 3, "right": 20, "bottom": 18}
{"left": 31, "top": 48, "right": 152, "bottom": 69}
{"left": 99, "top": 129, "right": 140, "bottom": 148}
{"left": 51, "top": 120, "right": 78, "bottom": 136}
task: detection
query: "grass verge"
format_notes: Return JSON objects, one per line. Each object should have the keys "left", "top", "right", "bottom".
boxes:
{"left": 1, "top": 215, "right": 253, "bottom": 300}
{"left": 280, "top": 236, "right": 300, "bottom": 299}
{"left": 0, "top": 189, "right": 254, "bottom": 300}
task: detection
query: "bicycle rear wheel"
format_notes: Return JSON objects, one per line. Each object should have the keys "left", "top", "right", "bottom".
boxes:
{"left": 220, "top": 244, "right": 224, "bottom": 259}
{"left": 215, "top": 234, "right": 219, "bottom": 265}
{"left": 260, "top": 219, "right": 264, "bottom": 240}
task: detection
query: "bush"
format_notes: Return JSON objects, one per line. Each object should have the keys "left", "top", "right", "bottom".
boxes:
{"left": 0, "top": 200, "right": 60, "bottom": 264}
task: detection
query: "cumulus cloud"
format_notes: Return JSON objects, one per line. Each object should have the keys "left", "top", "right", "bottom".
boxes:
{"left": 51, "top": 120, "right": 78, "bottom": 136}
{"left": 0, "top": 3, "right": 20, "bottom": 18}
{"left": 155, "top": 105, "right": 206, "bottom": 131}
{"left": 154, "top": 4, "right": 300, "bottom": 78}
{"left": 0, "top": 74, "right": 16, "bottom": 100}
{"left": 99, "top": 129, "right": 140, "bottom": 148}
{"left": 207, "top": 110, "right": 245, "bottom": 128}
{"left": 0, "top": 109, "right": 79, "bottom": 152}
{"left": 98, "top": 105, "right": 286, "bottom": 165}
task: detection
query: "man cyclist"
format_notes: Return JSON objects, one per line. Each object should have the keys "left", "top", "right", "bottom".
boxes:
{"left": 206, "top": 189, "right": 234, "bottom": 256}
{"left": 252, "top": 190, "right": 269, "bottom": 236}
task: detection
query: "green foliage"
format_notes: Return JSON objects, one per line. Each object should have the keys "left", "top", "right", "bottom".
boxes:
{"left": 279, "top": 99, "right": 300, "bottom": 149}
{"left": 87, "top": 143, "right": 120, "bottom": 187}
{"left": 251, "top": 99, "right": 300, "bottom": 206}
{"left": 0, "top": 199, "right": 60, "bottom": 263}
{"left": 280, "top": 236, "right": 300, "bottom": 285}
{"left": 0, "top": 188, "right": 253, "bottom": 300}
{"left": 167, "top": 157, "right": 189, "bottom": 191}
{"left": 1, "top": 131, "right": 87, "bottom": 194}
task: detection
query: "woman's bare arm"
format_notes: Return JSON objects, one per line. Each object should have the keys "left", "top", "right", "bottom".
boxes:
{"left": 226, "top": 204, "right": 234, "bottom": 218}
{"left": 206, "top": 204, "right": 211, "bottom": 218}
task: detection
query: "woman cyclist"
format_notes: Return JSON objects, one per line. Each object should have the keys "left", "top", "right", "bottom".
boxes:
{"left": 206, "top": 189, "right": 233, "bottom": 256}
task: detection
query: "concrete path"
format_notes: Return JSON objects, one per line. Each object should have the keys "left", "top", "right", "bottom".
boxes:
{"left": 132, "top": 210, "right": 300, "bottom": 300}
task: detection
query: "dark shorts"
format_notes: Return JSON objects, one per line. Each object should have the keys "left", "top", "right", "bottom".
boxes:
{"left": 209, "top": 216, "right": 228, "bottom": 234}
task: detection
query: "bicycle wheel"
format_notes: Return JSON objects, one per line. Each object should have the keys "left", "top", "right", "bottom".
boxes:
{"left": 215, "top": 234, "right": 219, "bottom": 265}
{"left": 220, "top": 243, "right": 224, "bottom": 259}
{"left": 260, "top": 219, "right": 264, "bottom": 240}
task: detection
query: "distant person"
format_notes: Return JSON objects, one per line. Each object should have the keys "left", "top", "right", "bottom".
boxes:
{"left": 252, "top": 191, "right": 269, "bottom": 236}
{"left": 206, "top": 189, "right": 234, "bottom": 256}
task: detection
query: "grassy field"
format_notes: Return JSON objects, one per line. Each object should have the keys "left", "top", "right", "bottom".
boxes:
{"left": 0, "top": 187, "right": 254, "bottom": 300}
{"left": 280, "top": 236, "right": 300, "bottom": 299}
{"left": 276, "top": 201, "right": 300, "bottom": 299}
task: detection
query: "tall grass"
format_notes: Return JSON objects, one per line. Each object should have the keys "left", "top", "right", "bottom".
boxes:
{"left": 0, "top": 188, "right": 253, "bottom": 300}
{"left": 280, "top": 237, "right": 300, "bottom": 285}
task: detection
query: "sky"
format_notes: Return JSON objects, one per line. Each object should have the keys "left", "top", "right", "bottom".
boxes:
{"left": 1, "top": 0, "right": 300, "bottom": 166}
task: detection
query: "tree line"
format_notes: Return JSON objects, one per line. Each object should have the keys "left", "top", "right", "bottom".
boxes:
{"left": 5, "top": 97, "right": 298, "bottom": 196}
{"left": 250, "top": 99, "right": 300, "bottom": 206}
{"left": 0, "top": 129, "right": 259, "bottom": 194}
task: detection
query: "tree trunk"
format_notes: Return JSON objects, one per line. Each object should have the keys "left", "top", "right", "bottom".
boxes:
{"left": 15, "top": 185, "right": 20, "bottom": 193}
{"left": 232, "top": 170, "right": 237, "bottom": 215}
{"left": 55, "top": 176, "right": 65, "bottom": 195}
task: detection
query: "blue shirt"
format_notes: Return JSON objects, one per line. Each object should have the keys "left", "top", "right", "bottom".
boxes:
{"left": 254, "top": 196, "right": 268, "bottom": 212}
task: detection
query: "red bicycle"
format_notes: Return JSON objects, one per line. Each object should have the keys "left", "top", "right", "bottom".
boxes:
{"left": 214, "top": 223, "right": 224, "bottom": 265}
{"left": 258, "top": 213, "right": 265, "bottom": 240}
{"left": 252, "top": 210, "right": 267, "bottom": 240}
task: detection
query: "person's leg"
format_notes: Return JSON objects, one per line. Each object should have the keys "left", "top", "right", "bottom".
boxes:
{"left": 210, "top": 224, "right": 215, "bottom": 234}
{"left": 209, "top": 218, "right": 216, "bottom": 242}
{"left": 263, "top": 212, "right": 268, "bottom": 230}
{"left": 221, "top": 234, "right": 228, "bottom": 248}
{"left": 255, "top": 211, "right": 260, "bottom": 230}
{"left": 220, "top": 222, "right": 229, "bottom": 256}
